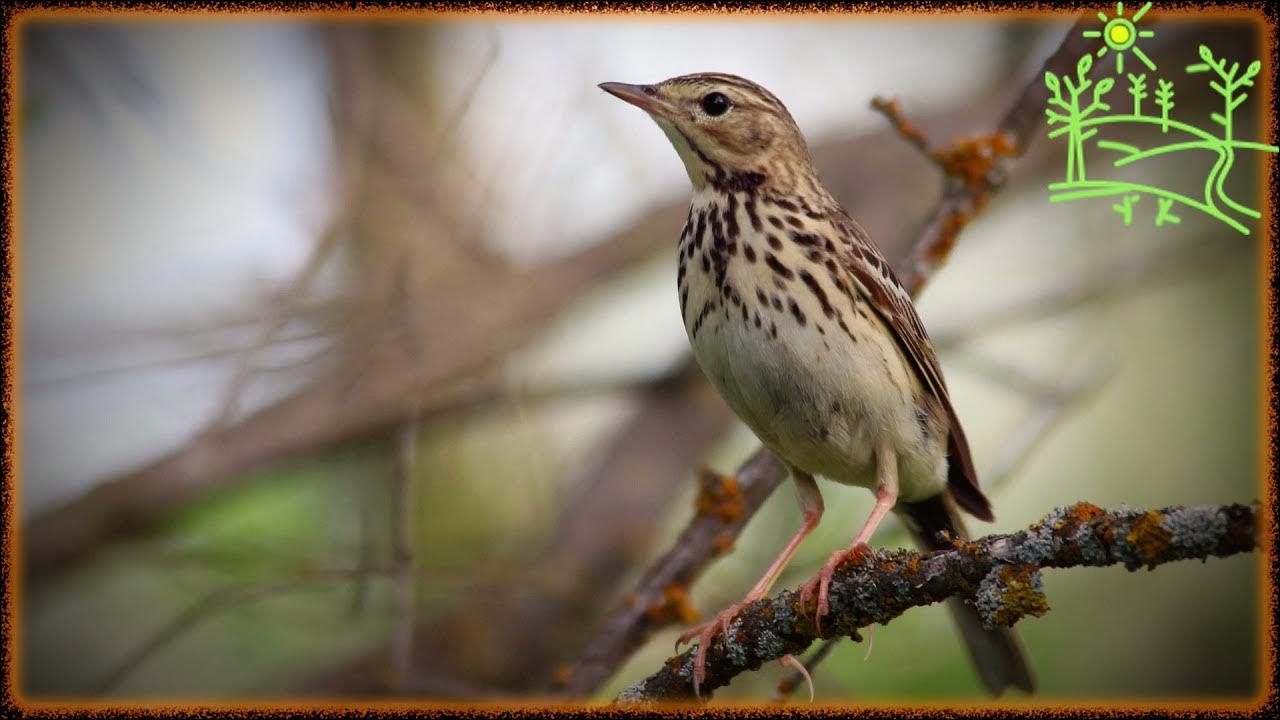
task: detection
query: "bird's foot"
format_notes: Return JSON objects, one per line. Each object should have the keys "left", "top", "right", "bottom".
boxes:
{"left": 675, "top": 600, "right": 750, "bottom": 698}
{"left": 799, "top": 543, "right": 872, "bottom": 635}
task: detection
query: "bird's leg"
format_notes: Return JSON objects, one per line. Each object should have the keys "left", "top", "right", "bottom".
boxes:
{"left": 678, "top": 471, "right": 823, "bottom": 697}
{"left": 801, "top": 441, "right": 899, "bottom": 634}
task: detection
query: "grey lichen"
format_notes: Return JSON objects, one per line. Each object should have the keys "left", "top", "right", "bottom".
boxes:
{"left": 973, "top": 566, "right": 1008, "bottom": 630}
{"left": 843, "top": 572, "right": 882, "bottom": 620}
{"left": 674, "top": 649, "right": 695, "bottom": 679}
{"left": 1014, "top": 521, "right": 1059, "bottom": 566}
{"left": 753, "top": 628, "right": 785, "bottom": 659}
{"left": 615, "top": 681, "right": 652, "bottom": 706}
{"left": 1071, "top": 521, "right": 1110, "bottom": 565}
{"left": 972, "top": 564, "right": 1047, "bottom": 630}
{"left": 1162, "top": 506, "right": 1227, "bottom": 558}
{"left": 770, "top": 592, "right": 795, "bottom": 624}
{"left": 722, "top": 617, "right": 749, "bottom": 667}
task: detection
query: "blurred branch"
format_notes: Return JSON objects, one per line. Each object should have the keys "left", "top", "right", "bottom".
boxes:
{"left": 388, "top": 418, "right": 421, "bottom": 692}
{"left": 974, "top": 354, "right": 1114, "bottom": 497}
{"left": 617, "top": 502, "right": 1259, "bottom": 703}
{"left": 554, "top": 448, "right": 787, "bottom": 697}
{"left": 930, "top": 235, "right": 1243, "bottom": 351}
{"left": 950, "top": 347, "right": 1108, "bottom": 402}
{"left": 558, "top": 18, "right": 1098, "bottom": 699}
{"left": 881, "top": 14, "right": 1096, "bottom": 296}
{"left": 209, "top": 28, "right": 385, "bottom": 429}
{"left": 307, "top": 359, "right": 736, "bottom": 695}
{"left": 95, "top": 563, "right": 392, "bottom": 694}
{"left": 24, "top": 148, "right": 681, "bottom": 580}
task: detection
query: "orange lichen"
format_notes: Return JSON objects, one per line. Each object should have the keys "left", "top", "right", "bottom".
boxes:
{"left": 930, "top": 130, "right": 1018, "bottom": 188}
{"left": 989, "top": 565, "right": 1050, "bottom": 627}
{"left": 904, "top": 556, "right": 921, "bottom": 575}
{"left": 645, "top": 584, "right": 701, "bottom": 626}
{"left": 1126, "top": 511, "right": 1173, "bottom": 568}
{"left": 714, "top": 531, "right": 737, "bottom": 556}
{"left": 950, "top": 538, "right": 984, "bottom": 559}
{"left": 694, "top": 468, "right": 745, "bottom": 523}
{"left": 1058, "top": 501, "right": 1107, "bottom": 529}
{"left": 846, "top": 544, "right": 873, "bottom": 565}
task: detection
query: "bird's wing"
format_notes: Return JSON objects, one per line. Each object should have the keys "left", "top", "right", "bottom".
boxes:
{"left": 833, "top": 211, "right": 992, "bottom": 521}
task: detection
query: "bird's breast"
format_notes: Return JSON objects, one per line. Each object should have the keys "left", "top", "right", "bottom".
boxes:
{"left": 675, "top": 189, "right": 947, "bottom": 497}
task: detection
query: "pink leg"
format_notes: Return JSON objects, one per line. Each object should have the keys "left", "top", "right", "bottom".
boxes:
{"left": 678, "top": 471, "right": 823, "bottom": 697}
{"left": 801, "top": 442, "right": 899, "bottom": 634}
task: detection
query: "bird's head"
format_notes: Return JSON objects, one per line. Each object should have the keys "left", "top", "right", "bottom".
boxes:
{"left": 599, "top": 73, "right": 814, "bottom": 193}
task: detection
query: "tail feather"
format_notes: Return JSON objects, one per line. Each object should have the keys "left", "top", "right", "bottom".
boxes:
{"left": 899, "top": 494, "right": 1036, "bottom": 696}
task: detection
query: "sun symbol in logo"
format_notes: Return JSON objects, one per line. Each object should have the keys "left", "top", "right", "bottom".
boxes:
{"left": 1084, "top": 1, "right": 1156, "bottom": 75}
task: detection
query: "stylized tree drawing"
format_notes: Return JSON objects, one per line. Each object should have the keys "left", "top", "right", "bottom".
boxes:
{"left": 1049, "top": 42, "right": 1277, "bottom": 236}
{"left": 1045, "top": 54, "right": 1115, "bottom": 183}
{"left": 1184, "top": 45, "right": 1264, "bottom": 221}
{"left": 1154, "top": 78, "right": 1174, "bottom": 133}
{"left": 1127, "top": 73, "right": 1148, "bottom": 115}
{"left": 1187, "top": 45, "right": 1259, "bottom": 144}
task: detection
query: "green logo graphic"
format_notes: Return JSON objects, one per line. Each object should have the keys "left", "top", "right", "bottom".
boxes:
{"left": 1046, "top": 2, "right": 1277, "bottom": 234}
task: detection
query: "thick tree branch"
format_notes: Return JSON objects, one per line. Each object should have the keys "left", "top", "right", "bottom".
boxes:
{"left": 616, "top": 502, "right": 1259, "bottom": 703}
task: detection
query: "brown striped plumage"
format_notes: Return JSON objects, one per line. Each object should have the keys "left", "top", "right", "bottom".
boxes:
{"left": 600, "top": 73, "right": 1033, "bottom": 699}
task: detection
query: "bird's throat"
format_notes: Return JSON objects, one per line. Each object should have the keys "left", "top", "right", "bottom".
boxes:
{"left": 653, "top": 117, "right": 710, "bottom": 191}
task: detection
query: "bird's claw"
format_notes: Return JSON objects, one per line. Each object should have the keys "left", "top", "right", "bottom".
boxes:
{"left": 675, "top": 602, "right": 747, "bottom": 698}
{"left": 778, "top": 653, "right": 815, "bottom": 702}
{"left": 800, "top": 543, "right": 870, "bottom": 635}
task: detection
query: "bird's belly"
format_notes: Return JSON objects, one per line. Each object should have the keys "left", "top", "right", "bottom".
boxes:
{"left": 683, "top": 263, "right": 946, "bottom": 500}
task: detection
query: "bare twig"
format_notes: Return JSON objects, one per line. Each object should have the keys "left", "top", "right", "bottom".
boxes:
{"left": 616, "top": 502, "right": 1259, "bottom": 703}
{"left": 209, "top": 29, "right": 378, "bottom": 430}
{"left": 930, "top": 235, "right": 1242, "bottom": 351}
{"left": 95, "top": 564, "right": 391, "bottom": 694}
{"left": 977, "top": 355, "right": 1114, "bottom": 497}
{"left": 388, "top": 418, "right": 421, "bottom": 692}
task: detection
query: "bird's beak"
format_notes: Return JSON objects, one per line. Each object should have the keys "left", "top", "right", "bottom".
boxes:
{"left": 598, "top": 81, "right": 671, "bottom": 117}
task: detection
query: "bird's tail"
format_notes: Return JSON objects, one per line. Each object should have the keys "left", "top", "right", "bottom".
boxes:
{"left": 898, "top": 493, "right": 1036, "bottom": 696}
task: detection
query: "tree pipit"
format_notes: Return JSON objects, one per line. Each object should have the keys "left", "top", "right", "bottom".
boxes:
{"left": 600, "top": 73, "right": 1035, "bottom": 699}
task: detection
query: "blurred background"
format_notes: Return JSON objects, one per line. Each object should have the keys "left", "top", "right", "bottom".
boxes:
{"left": 13, "top": 10, "right": 1266, "bottom": 703}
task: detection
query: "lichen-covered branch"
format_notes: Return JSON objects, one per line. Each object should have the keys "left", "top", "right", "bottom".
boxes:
{"left": 615, "top": 502, "right": 1258, "bottom": 704}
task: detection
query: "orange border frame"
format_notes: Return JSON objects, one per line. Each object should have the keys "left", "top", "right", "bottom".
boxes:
{"left": 0, "top": 1, "right": 1275, "bottom": 716}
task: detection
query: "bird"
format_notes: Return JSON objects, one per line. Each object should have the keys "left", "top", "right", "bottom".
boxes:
{"left": 598, "top": 73, "right": 1035, "bottom": 698}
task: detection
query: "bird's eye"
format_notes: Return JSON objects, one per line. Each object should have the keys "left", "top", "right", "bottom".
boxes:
{"left": 701, "top": 92, "right": 731, "bottom": 117}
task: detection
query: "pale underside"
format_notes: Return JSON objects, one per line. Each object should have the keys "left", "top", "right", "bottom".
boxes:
{"left": 678, "top": 187, "right": 949, "bottom": 503}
